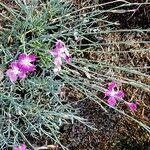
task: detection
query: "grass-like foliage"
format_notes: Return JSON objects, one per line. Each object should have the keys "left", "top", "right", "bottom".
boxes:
{"left": 0, "top": 76, "right": 82, "bottom": 149}
{"left": 0, "top": 0, "right": 150, "bottom": 149}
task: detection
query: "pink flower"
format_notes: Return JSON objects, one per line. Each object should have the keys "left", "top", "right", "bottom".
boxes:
{"left": 6, "top": 61, "right": 26, "bottom": 83}
{"left": 105, "top": 81, "right": 124, "bottom": 107}
{"left": 49, "top": 40, "right": 71, "bottom": 73}
{"left": 55, "top": 40, "right": 71, "bottom": 59}
{"left": 50, "top": 40, "right": 68, "bottom": 58}
{"left": 18, "top": 53, "right": 36, "bottom": 72}
{"left": 126, "top": 102, "right": 137, "bottom": 111}
{"left": 13, "top": 144, "right": 26, "bottom": 150}
{"left": 54, "top": 56, "right": 62, "bottom": 66}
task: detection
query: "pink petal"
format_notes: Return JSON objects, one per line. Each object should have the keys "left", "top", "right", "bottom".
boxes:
{"left": 49, "top": 50, "right": 57, "bottom": 57}
{"left": 55, "top": 40, "right": 65, "bottom": 49}
{"left": 19, "top": 53, "right": 36, "bottom": 62}
{"left": 127, "top": 102, "right": 137, "bottom": 111}
{"left": 21, "top": 144, "right": 26, "bottom": 150}
{"left": 13, "top": 144, "right": 26, "bottom": 150}
{"left": 10, "top": 61, "right": 19, "bottom": 69}
{"left": 115, "top": 90, "right": 124, "bottom": 98}
{"left": 49, "top": 49, "right": 66, "bottom": 58}
{"left": 6, "top": 69, "right": 17, "bottom": 83}
{"left": 104, "top": 90, "right": 110, "bottom": 97}
{"left": 58, "top": 52, "right": 67, "bottom": 58}
{"left": 108, "top": 81, "right": 117, "bottom": 91}
{"left": 18, "top": 63, "right": 35, "bottom": 72}
{"left": 54, "top": 57, "right": 62, "bottom": 66}
{"left": 55, "top": 47, "right": 67, "bottom": 57}
{"left": 18, "top": 71, "right": 26, "bottom": 79}
{"left": 18, "top": 53, "right": 26, "bottom": 60}
{"left": 107, "top": 97, "right": 117, "bottom": 107}
{"left": 55, "top": 40, "right": 68, "bottom": 54}
{"left": 27, "top": 64, "right": 36, "bottom": 72}
{"left": 28, "top": 54, "right": 36, "bottom": 62}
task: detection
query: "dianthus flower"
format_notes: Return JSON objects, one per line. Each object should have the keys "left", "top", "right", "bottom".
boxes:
{"left": 105, "top": 81, "right": 124, "bottom": 107}
{"left": 6, "top": 61, "right": 26, "bottom": 83}
{"left": 13, "top": 144, "right": 26, "bottom": 150}
{"left": 126, "top": 102, "right": 137, "bottom": 111}
{"left": 18, "top": 53, "right": 36, "bottom": 72}
{"left": 49, "top": 40, "right": 71, "bottom": 73}
{"left": 6, "top": 53, "right": 37, "bottom": 83}
{"left": 50, "top": 40, "right": 71, "bottom": 62}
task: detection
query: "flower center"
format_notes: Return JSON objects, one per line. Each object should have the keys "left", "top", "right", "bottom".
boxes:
{"left": 13, "top": 67, "right": 20, "bottom": 75}
{"left": 22, "top": 58, "right": 31, "bottom": 66}
{"left": 110, "top": 90, "right": 117, "bottom": 97}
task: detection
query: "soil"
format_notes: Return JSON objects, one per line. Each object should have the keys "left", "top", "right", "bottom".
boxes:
{"left": 60, "top": 100, "right": 150, "bottom": 150}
